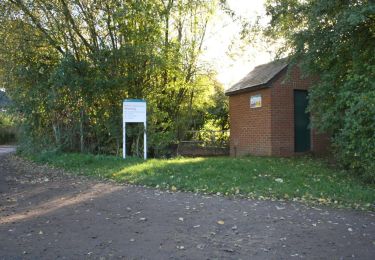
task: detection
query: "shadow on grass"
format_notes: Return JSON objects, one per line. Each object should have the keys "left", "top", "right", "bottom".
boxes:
{"left": 31, "top": 152, "right": 375, "bottom": 210}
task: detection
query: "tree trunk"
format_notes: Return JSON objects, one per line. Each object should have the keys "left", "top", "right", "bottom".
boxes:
{"left": 52, "top": 123, "right": 60, "bottom": 146}
{"left": 80, "top": 108, "right": 84, "bottom": 152}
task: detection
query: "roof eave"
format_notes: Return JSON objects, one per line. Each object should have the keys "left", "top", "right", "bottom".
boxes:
{"left": 225, "top": 83, "right": 270, "bottom": 96}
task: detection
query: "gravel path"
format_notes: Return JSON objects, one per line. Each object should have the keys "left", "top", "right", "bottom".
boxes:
{"left": 0, "top": 146, "right": 16, "bottom": 155}
{"left": 0, "top": 147, "right": 374, "bottom": 259}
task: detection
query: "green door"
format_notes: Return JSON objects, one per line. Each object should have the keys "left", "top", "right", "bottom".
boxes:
{"left": 294, "top": 90, "right": 311, "bottom": 152}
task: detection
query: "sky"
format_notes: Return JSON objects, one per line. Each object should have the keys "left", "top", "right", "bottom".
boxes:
{"left": 201, "top": 0, "right": 274, "bottom": 89}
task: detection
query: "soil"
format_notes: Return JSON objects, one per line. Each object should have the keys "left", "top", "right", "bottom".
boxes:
{"left": 0, "top": 146, "right": 374, "bottom": 259}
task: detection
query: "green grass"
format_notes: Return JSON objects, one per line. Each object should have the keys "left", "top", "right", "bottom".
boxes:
{"left": 28, "top": 152, "right": 375, "bottom": 210}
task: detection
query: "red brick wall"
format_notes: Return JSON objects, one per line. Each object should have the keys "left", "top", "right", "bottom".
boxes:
{"left": 270, "top": 65, "right": 330, "bottom": 156}
{"left": 228, "top": 65, "right": 330, "bottom": 157}
{"left": 229, "top": 88, "right": 272, "bottom": 156}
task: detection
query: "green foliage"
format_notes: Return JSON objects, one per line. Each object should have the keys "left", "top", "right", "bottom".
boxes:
{"left": 29, "top": 152, "right": 375, "bottom": 210}
{"left": 333, "top": 89, "right": 375, "bottom": 182}
{"left": 0, "top": 112, "right": 17, "bottom": 144}
{"left": 0, "top": 127, "right": 16, "bottom": 144}
{"left": 0, "top": 0, "right": 227, "bottom": 157}
{"left": 0, "top": 112, "right": 15, "bottom": 127}
{"left": 205, "top": 82, "right": 229, "bottom": 131}
{"left": 0, "top": 90, "right": 11, "bottom": 108}
{"left": 260, "top": 0, "right": 375, "bottom": 182}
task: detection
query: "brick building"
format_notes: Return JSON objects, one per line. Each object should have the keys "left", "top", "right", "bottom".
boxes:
{"left": 225, "top": 59, "right": 330, "bottom": 157}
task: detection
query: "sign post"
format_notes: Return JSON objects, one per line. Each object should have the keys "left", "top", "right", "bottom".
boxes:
{"left": 123, "top": 99, "right": 147, "bottom": 160}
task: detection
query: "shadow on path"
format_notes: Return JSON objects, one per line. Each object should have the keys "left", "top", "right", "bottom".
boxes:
{"left": 0, "top": 152, "right": 374, "bottom": 259}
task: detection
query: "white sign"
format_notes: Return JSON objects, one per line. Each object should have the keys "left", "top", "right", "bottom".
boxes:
{"left": 123, "top": 101, "right": 146, "bottom": 122}
{"left": 250, "top": 94, "right": 262, "bottom": 108}
{"left": 123, "top": 99, "right": 147, "bottom": 160}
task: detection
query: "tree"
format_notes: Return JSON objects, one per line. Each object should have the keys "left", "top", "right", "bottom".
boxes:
{"left": 254, "top": 0, "right": 375, "bottom": 181}
{"left": 0, "top": 0, "right": 225, "bottom": 157}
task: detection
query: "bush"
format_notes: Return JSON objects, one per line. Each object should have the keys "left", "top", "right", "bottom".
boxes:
{"left": 0, "top": 127, "right": 16, "bottom": 144}
{"left": 0, "top": 112, "right": 17, "bottom": 144}
{"left": 333, "top": 91, "right": 375, "bottom": 183}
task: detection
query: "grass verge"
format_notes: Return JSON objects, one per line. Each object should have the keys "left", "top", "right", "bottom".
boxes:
{"left": 28, "top": 152, "right": 375, "bottom": 210}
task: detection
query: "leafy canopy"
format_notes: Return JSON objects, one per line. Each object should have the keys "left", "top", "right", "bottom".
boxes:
{"left": 0, "top": 0, "right": 229, "bottom": 156}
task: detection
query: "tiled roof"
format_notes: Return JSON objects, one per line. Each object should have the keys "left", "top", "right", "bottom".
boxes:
{"left": 225, "top": 59, "right": 288, "bottom": 95}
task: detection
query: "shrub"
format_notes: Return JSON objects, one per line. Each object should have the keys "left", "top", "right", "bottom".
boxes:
{"left": 0, "top": 112, "right": 17, "bottom": 144}
{"left": 333, "top": 91, "right": 375, "bottom": 183}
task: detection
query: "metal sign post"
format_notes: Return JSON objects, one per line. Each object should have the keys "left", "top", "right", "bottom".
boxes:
{"left": 123, "top": 99, "right": 147, "bottom": 160}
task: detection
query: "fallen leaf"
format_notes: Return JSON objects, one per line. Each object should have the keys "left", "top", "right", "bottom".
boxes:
{"left": 318, "top": 198, "right": 327, "bottom": 203}
{"left": 217, "top": 220, "right": 225, "bottom": 225}
{"left": 196, "top": 243, "right": 205, "bottom": 249}
{"left": 275, "top": 178, "right": 284, "bottom": 183}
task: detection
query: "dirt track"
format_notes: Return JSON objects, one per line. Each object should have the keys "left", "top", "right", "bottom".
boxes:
{"left": 0, "top": 147, "right": 374, "bottom": 259}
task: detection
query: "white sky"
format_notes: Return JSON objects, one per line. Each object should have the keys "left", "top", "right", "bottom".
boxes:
{"left": 201, "top": 0, "right": 275, "bottom": 89}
